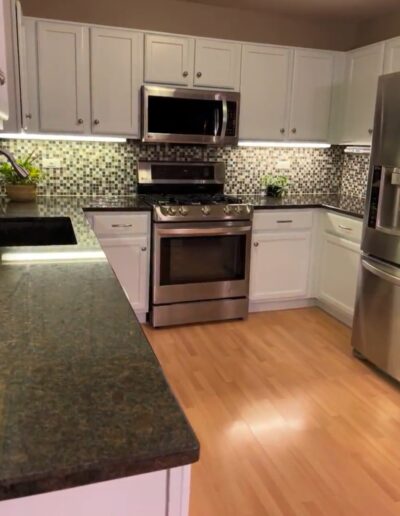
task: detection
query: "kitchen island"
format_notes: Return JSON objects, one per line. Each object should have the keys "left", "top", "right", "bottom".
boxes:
{"left": 0, "top": 196, "right": 198, "bottom": 515}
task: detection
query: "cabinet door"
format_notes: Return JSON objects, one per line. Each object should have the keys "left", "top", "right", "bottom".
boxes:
{"left": 90, "top": 28, "right": 143, "bottom": 136}
{"left": 239, "top": 44, "right": 291, "bottom": 140}
{"left": 250, "top": 231, "right": 311, "bottom": 301}
{"left": 0, "top": 0, "right": 9, "bottom": 126}
{"left": 318, "top": 233, "right": 360, "bottom": 318}
{"left": 193, "top": 39, "right": 241, "bottom": 90}
{"left": 384, "top": 37, "right": 400, "bottom": 74}
{"left": 99, "top": 236, "right": 149, "bottom": 314}
{"left": 37, "top": 21, "right": 90, "bottom": 133}
{"left": 289, "top": 49, "right": 334, "bottom": 141}
{"left": 342, "top": 43, "right": 384, "bottom": 144}
{"left": 144, "top": 33, "right": 193, "bottom": 86}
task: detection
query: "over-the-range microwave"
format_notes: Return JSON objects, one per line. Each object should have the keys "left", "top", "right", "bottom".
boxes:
{"left": 141, "top": 85, "right": 240, "bottom": 145}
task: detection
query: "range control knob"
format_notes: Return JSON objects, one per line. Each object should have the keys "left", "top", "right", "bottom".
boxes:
{"left": 160, "top": 206, "right": 169, "bottom": 216}
{"left": 235, "top": 205, "right": 242, "bottom": 214}
{"left": 168, "top": 206, "right": 177, "bottom": 215}
{"left": 179, "top": 206, "right": 189, "bottom": 216}
{"left": 201, "top": 206, "right": 211, "bottom": 216}
{"left": 224, "top": 205, "right": 232, "bottom": 215}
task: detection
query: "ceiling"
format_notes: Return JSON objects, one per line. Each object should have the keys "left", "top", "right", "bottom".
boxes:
{"left": 180, "top": 0, "right": 400, "bottom": 21}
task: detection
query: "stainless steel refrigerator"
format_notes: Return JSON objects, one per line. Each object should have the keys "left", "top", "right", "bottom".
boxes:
{"left": 352, "top": 71, "right": 400, "bottom": 380}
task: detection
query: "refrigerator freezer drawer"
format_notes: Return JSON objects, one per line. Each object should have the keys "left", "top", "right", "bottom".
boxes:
{"left": 352, "top": 257, "right": 400, "bottom": 381}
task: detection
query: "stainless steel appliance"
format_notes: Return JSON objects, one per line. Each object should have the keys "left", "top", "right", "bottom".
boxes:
{"left": 138, "top": 161, "right": 253, "bottom": 327}
{"left": 352, "top": 71, "right": 400, "bottom": 380}
{"left": 141, "top": 86, "right": 240, "bottom": 145}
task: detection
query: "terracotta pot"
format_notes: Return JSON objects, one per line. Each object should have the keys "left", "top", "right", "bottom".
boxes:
{"left": 5, "top": 184, "right": 37, "bottom": 202}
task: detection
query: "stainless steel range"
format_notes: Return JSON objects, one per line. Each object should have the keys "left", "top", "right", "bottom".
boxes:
{"left": 138, "top": 161, "right": 253, "bottom": 327}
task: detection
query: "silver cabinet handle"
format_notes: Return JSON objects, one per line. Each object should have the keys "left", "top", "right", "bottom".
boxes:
{"left": 291, "top": 128, "right": 297, "bottom": 134}
{"left": 25, "top": 113, "right": 32, "bottom": 119}
{"left": 0, "top": 70, "right": 6, "bottom": 86}
{"left": 280, "top": 128, "right": 285, "bottom": 134}
{"left": 141, "top": 246, "right": 147, "bottom": 252}
{"left": 277, "top": 219, "right": 293, "bottom": 224}
{"left": 111, "top": 223, "right": 133, "bottom": 228}
{"left": 77, "top": 118, "right": 84, "bottom": 124}
{"left": 94, "top": 119, "right": 100, "bottom": 125}
{"left": 338, "top": 224, "right": 352, "bottom": 231}
{"left": 368, "top": 129, "right": 373, "bottom": 135}
{"left": 196, "top": 71, "right": 202, "bottom": 78}
{"left": 182, "top": 71, "right": 188, "bottom": 77}
{"left": 253, "top": 242, "right": 259, "bottom": 247}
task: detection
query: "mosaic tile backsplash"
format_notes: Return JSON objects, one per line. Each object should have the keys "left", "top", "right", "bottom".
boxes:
{"left": 0, "top": 139, "right": 370, "bottom": 198}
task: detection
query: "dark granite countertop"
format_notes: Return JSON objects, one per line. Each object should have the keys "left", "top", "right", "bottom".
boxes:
{"left": 0, "top": 196, "right": 198, "bottom": 502}
{"left": 234, "top": 194, "right": 365, "bottom": 219}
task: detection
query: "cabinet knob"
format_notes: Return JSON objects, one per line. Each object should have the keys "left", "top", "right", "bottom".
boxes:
{"left": 0, "top": 70, "right": 6, "bottom": 86}
{"left": 141, "top": 246, "right": 147, "bottom": 252}
{"left": 77, "top": 118, "right": 84, "bottom": 125}
{"left": 94, "top": 119, "right": 100, "bottom": 125}
{"left": 280, "top": 128, "right": 285, "bottom": 134}
{"left": 368, "top": 128, "right": 373, "bottom": 135}
{"left": 196, "top": 71, "right": 202, "bottom": 78}
{"left": 25, "top": 113, "right": 32, "bottom": 120}
{"left": 291, "top": 128, "right": 297, "bottom": 134}
{"left": 253, "top": 242, "right": 259, "bottom": 247}
{"left": 182, "top": 71, "right": 189, "bottom": 77}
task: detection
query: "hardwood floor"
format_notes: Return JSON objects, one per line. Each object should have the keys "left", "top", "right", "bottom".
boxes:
{"left": 143, "top": 308, "right": 400, "bottom": 516}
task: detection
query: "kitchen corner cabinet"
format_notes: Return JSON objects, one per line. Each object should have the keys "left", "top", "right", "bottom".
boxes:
{"left": 384, "top": 37, "right": 400, "bottom": 74}
{"left": 250, "top": 210, "right": 313, "bottom": 304}
{"left": 0, "top": 0, "right": 10, "bottom": 128}
{"left": 289, "top": 49, "right": 334, "bottom": 141}
{"left": 342, "top": 43, "right": 385, "bottom": 145}
{"left": 144, "top": 33, "right": 240, "bottom": 90}
{"left": 87, "top": 212, "right": 150, "bottom": 321}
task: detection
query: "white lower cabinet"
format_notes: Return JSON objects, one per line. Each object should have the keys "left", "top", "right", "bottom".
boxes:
{"left": 87, "top": 212, "right": 150, "bottom": 321}
{"left": 249, "top": 210, "right": 314, "bottom": 309}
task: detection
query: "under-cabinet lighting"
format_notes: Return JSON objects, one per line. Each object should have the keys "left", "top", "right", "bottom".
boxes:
{"left": 2, "top": 250, "right": 106, "bottom": 263}
{"left": 238, "top": 141, "right": 331, "bottom": 149}
{"left": 0, "top": 133, "right": 126, "bottom": 143}
{"left": 344, "top": 146, "right": 371, "bottom": 155}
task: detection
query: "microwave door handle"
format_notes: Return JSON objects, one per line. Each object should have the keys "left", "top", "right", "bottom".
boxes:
{"left": 221, "top": 99, "right": 228, "bottom": 137}
{"left": 214, "top": 108, "right": 220, "bottom": 137}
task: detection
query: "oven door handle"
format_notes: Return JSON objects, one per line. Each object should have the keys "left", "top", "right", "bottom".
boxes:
{"left": 156, "top": 225, "right": 252, "bottom": 237}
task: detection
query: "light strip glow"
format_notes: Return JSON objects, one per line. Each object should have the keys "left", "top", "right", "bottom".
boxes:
{"left": 344, "top": 146, "right": 371, "bottom": 155}
{"left": 238, "top": 141, "right": 331, "bottom": 149}
{"left": 2, "top": 250, "right": 106, "bottom": 263}
{"left": 0, "top": 133, "right": 127, "bottom": 143}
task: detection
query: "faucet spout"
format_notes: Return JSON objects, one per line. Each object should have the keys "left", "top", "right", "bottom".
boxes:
{"left": 0, "top": 148, "right": 29, "bottom": 179}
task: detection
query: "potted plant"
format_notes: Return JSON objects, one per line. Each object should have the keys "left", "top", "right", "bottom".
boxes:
{"left": 262, "top": 174, "right": 289, "bottom": 198}
{"left": 0, "top": 151, "right": 44, "bottom": 202}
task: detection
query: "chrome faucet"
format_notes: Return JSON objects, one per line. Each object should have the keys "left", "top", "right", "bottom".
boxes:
{"left": 0, "top": 148, "right": 29, "bottom": 179}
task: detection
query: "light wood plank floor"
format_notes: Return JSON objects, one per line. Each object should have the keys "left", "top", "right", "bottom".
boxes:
{"left": 143, "top": 308, "right": 400, "bottom": 516}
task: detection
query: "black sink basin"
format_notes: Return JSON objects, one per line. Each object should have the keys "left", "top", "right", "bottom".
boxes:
{"left": 0, "top": 217, "right": 77, "bottom": 246}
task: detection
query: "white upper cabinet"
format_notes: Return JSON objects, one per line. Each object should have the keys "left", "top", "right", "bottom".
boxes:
{"left": 240, "top": 44, "right": 292, "bottom": 140}
{"left": 289, "top": 49, "right": 334, "bottom": 141}
{"left": 193, "top": 39, "right": 241, "bottom": 90}
{"left": 144, "top": 33, "right": 193, "bottom": 86}
{"left": 37, "top": 21, "right": 90, "bottom": 133}
{"left": 384, "top": 37, "right": 400, "bottom": 74}
{"left": 342, "top": 43, "right": 385, "bottom": 145}
{"left": 0, "top": 0, "right": 9, "bottom": 127}
{"left": 90, "top": 27, "right": 143, "bottom": 136}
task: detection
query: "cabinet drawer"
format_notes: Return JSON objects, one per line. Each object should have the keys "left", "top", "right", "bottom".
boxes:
{"left": 91, "top": 212, "right": 149, "bottom": 236}
{"left": 323, "top": 211, "right": 362, "bottom": 243}
{"left": 253, "top": 210, "right": 313, "bottom": 231}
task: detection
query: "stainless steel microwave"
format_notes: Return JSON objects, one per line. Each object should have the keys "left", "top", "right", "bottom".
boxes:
{"left": 141, "top": 85, "right": 240, "bottom": 145}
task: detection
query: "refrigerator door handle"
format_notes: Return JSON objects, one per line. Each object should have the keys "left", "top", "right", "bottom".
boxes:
{"left": 362, "top": 258, "right": 400, "bottom": 286}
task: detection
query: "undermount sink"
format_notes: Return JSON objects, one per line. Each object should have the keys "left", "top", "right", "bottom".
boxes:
{"left": 0, "top": 217, "right": 77, "bottom": 246}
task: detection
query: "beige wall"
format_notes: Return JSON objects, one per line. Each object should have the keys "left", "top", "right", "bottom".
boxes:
{"left": 355, "top": 11, "right": 400, "bottom": 48}
{"left": 20, "top": 0, "right": 359, "bottom": 51}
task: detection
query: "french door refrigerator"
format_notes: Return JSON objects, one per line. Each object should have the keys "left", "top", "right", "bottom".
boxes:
{"left": 352, "top": 71, "right": 400, "bottom": 380}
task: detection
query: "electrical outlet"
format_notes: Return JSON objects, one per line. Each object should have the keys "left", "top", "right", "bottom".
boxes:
{"left": 42, "top": 157, "right": 62, "bottom": 168}
{"left": 276, "top": 160, "right": 291, "bottom": 171}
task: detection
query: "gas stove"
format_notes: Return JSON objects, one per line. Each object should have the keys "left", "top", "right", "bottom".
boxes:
{"left": 137, "top": 161, "right": 253, "bottom": 222}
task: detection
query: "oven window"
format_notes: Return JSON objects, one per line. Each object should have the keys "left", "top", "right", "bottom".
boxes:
{"left": 148, "top": 96, "right": 223, "bottom": 136}
{"left": 160, "top": 235, "right": 246, "bottom": 285}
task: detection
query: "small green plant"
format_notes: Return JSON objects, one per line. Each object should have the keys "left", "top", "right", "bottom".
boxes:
{"left": 0, "top": 151, "right": 44, "bottom": 185}
{"left": 262, "top": 174, "right": 289, "bottom": 198}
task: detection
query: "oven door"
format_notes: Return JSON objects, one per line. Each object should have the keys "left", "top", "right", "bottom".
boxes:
{"left": 153, "top": 221, "right": 251, "bottom": 304}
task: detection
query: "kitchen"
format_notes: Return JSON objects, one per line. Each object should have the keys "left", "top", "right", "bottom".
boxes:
{"left": 1, "top": 0, "right": 400, "bottom": 514}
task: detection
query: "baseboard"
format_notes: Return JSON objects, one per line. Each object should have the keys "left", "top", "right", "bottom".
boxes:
{"left": 249, "top": 298, "right": 316, "bottom": 313}
{"left": 315, "top": 299, "right": 354, "bottom": 327}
